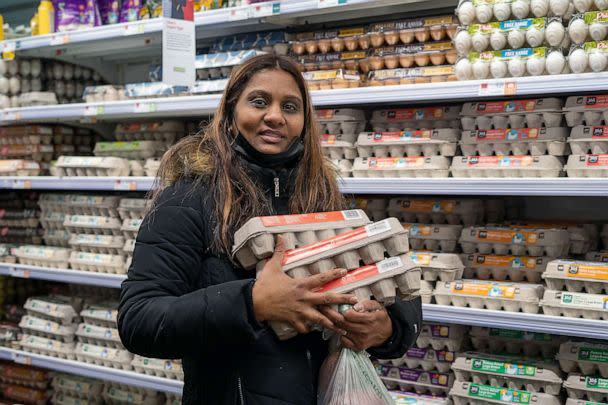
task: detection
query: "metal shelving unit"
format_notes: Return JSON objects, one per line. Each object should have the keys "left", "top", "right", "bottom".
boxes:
{"left": 0, "top": 263, "right": 125, "bottom": 288}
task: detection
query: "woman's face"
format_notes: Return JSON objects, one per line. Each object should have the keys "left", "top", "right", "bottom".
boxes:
{"left": 234, "top": 69, "right": 305, "bottom": 155}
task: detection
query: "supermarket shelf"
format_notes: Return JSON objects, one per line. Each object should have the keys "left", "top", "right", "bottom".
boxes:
{"left": 0, "top": 176, "right": 155, "bottom": 191}
{"left": 422, "top": 304, "right": 608, "bottom": 340}
{"left": 0, "top": 347, "right": 183, "bottom": 394}
{"left": 0, "top": 263, "right": 126, "bottom": 288}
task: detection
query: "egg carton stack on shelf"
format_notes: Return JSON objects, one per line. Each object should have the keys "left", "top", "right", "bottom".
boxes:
{"left": 567, "top": 10, "right": 608, "bottom": 74}
{"left": 102, "top": 383, "right": 165, "bottom": 405}
{"left": 51, "top": 373, "right": 104, "bottom": 405}
{"left": 318, "top": 108, "right": 366, "bottom": 177}
{"left": 454, "top": 0, "right": 574, "bottom": 81}
{"left": 0, "top": 191, "right": 42, "bottom": 247}
{"left": 558, "top": 340, "right": 608, "bottom": 405}
{"left": 0, "top": 362, "right": 51, "bottom": 405}
{"left": 192, "top": 49, "right": 266, "bottom": 95}
{"left": 118, "top": 198, "right": 147, "bottom": 273}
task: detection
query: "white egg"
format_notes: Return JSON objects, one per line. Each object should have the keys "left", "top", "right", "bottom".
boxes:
{"left": 455, "top": 30, "right": 473, "bottom": 55}
{"left": 76, "top": 82, "right": 84, "bottom": 98}
{"left": 511, "top": 0, "right": 530, "bottom": 18}
{"left": 472, "top": 32, "right": 490, "bottom": 51}
{"left": 549, "top": 0, "right": 570, "bottom": 16}
{"left": 508, "top": 58, "right": 527, "bottom": 76}
{"left": 473, "top": 59, "right": 491, "bottom": 79}
{"left": 82, "top": 68, "right": 92, "bottom": 80}
{"left": 490, "top": 59, "right": 509, "bottom": 77}
{"left": 92, "top": 72, "right": 101, "bottom": 81}
{"left": 568, "top": 48, "right": 588, "bottom": 73}
{"left": 527, "top": 56, "right": 546, "bottom": 75}
{"left": 54, "top": 80, "right": 66, "bottom": 97}
{"left": 546, "top": 50, "right": 566, "bottom": 74}
{"left": 494, "top": 2, "right": 512, "bottom": 20}
{"left": 0, "top": 95, "right": 9, "bottom": 109}
{"left": 476, "top": 4, "right": 493, "bottom": 23}
{"left": 563, "top": 2, "right": 575, "bottom": 21}
{"left": 53, "top": 63, "right": 64, "bottom": 80}
{"left": 74, "top": 66, "right": 82, "bottom": 79}
{"left": 546, "top": 20, "right": 566, "bottom": 46}
{"left": 531, "top": 0, "right": 550, "bottom": 16}
{"left": 595, "top": 0, "right": 608, "bottom": 8}
{"left": 6, "top": 60, "right": 18, "bottom": 76}
{"left": 491, "top": 31, "right": 508, "bottom": 50}
{"left": 19, "top": 60, "right": 31, "bottom": 77}
{"left": 0, "top": 77, "right": 9, "bottom": 94}
{"left": 455, "top": 59, "right": 474, "bottom": 80}
{"left": 526, "top": 26, "right": 545, "bottom": 47}
{"left": 0, "top": 60, "right": 6, "bottom": 77}
{"left": 508, "top": 30, "right": 526, "bottom": 48}
{"left": 589, "top": 51, "right": 608, "bottom": 72}
{"left": 458, "top": 1, "right": 477, "bottom": 25}
{"left": 31, "top": 78, "right": 42, "bottom": 92}
{"left": 589, "top": 22, "right": 608, "bottom": 41}
{"left": 20, "top": 79, "right": 31, "bottom": 93}
{"left": 10, "top": 96, "right": 19, "bottom": 108}
{"left": 569, "top": 18, "right": 589, "bottom": 44}
{"left": 30, "top": 59, "right": 41, "bottom": 78}
{"left": 63, "top": 64, "right": 74, "bottom": 80}
{"left": 66, "top": 82, "right": 76, "bottom": 98}
{"left": 573, "top": 0, "right": 593, "bottom": 12}
{"left": 8, "top": 77, "right": 20, "bottom": 94}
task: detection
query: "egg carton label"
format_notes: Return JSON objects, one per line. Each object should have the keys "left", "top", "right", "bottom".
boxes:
{"left": 81, "top": 308, "right": 117, "bottom": 322}
{"left": 379, "top": 365, "right": 451, "bottom": 386}
{"left": 397, "top": 199, "right": 456, "bottom": 214}
{"left": 584, "top": 95, "right": 608, "bottom": 109}
{"left": 403, "top": 224, "right": 434, "bottom": 237}
{"left": 472, "top": 229, "right": 540, "bottom": 244}
{"left": 369, "top": 157, "right": 427, "bottom": 168}
{"left": 583, "top": 41, "right": 608, "bottom": 55}
{"left": 105, "top": 387, "right": 143, "bottom": 403}
{"left": 260, "top": 211, "right": 363, "bottom": 227}
{"left": 321, "top": 134, "right": 337, "bottom": 145}
{"left": 406, "top": 347, "right": 455, "bottom": 363}
{"left": 475, "top": 100, "right": 539, "bottom": 114}
{"left": 560, "top": 292, "right": 608, "bottom": 309}
{"left": 487, "top": 328, "right": 553, "bottom": 341}
{"left": 466, "top": 156, "right": 535, "bottom": 167}
{"left": 410, "top": 253, "right": 434, "bottom": 266}
{"left": 587, "top": 377, "right": 608, "bottom": 390}
{"left": 469, "top": 254, "right": 542, "bottom": 269}
{"left": 578, "top": 348, "right": 608, "bottom": 363}
{"left": 591, "top": 127, "right": 608, "bottom": 138}
{"left": 499, "top": 18, "right": 544, "bottom": 31}
{"left": 467, "top": 383, "right": 531, "bottom": 404}
{"left": 562, "top": 262, "right": 608, "bottom": 280}
{"left": 430, "top": 324, "right": 452, "bottom": 338}
{"left": 75, "top": 252, "right": 113, "bottom": 264}
{"left": 451, "top": 281, "right": 516, "bottom": 298}
{"left": 373, "top": 107, "right": 450, "bottom": 121}
{"left": 315, "top": 257, "right": 404, "bottom": 292}
{"left": 586, "top": 155, "right": 608, "bottom": 166}
{"left": 584, "top": 11, "right": 608, "bottom": 24}
{"left": 372, "top": 131, "right": 434, "bottom": 141}
{"left": 472, "top": 128, "right": 541, "bottom": 142}
{"left": 471, "top": 358, "right": 537, "bottom": 376}
{"left": 23, "top": 334, "right": 67, "bottom": 351}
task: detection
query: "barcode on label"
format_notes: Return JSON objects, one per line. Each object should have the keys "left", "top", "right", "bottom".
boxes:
{"left": 378, "top": 256, "right": 403, "bottom": 273}
{"left": 365, "top": 219, "right": 391, "bottom": 237}
{"left": 342, "top": 210, "right": 363, "bottom": 220}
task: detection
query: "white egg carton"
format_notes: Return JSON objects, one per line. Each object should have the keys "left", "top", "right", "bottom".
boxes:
{"left": 461, "top": 98, "right": 564, "bottom": 130}
{"left": 350, "top": 197, "right": 388, "bottom": 221}
{"left": 460, "top": 127, "right": 569, "bottom": 156}
{"left": 52, "top": 373, "right": 103, "bottom": 398}
{"left": 403, "top": 223, "right": 462, "bottom": 252}
{"left": 129, "top": 160, "right": 145, "bottom": 176}
{"left": 569, "top": 126, "right": 608, "bottom": 154}
{"left": 69, "top": 251, "right": 126, "bottom": 274}
{"left": 462, "top": 254, "right": 552, "bottom": 283}
{"left": 124, "top": 239, "right": 135, "bottom": 254}
{"left": 564, "top": 95, "right": 608, "bottom": 126}
{"left": 63, "top": 215, "right": 122, "bottom": 235}
{"left": 449, "top": 381, "right": 561, "bottom": 405}
{"left": 329, "top": 158, "right": 353, "bottom": 177}
{"left": 43, "top": 229, "right": 71, "bottom": 247}
{"left": 38, "top": 194, "right": 71, "bottom": 213}
{"left": 387, "top": 198, "right": 484, "bottom": 226}
{"left": 353, "top": 156, "right": 451, "bottom": 178}
{"left": 52, "top": 392, "right": 103, "bottom": 405}
{"left": 74, "top": 342, "right": 133, "bottom": 370}
{"left": 69, "top": 234, "right": 125, "bottom": 255}
{"left": 76, "top": 322, "right": 121, "bottom": 348}
{"left": 80, "top": 302, "right": 118, "bottom": 327}
{"left": 118, "top": 198, "right": 148, "bottom": 220}
{"left": 121, "top": 218, "right": 143, "bottom": 240}
{"left": 391, "top": 392, "right": 452, "bottom": 405}
{"left": 321, "top": 133, "right": 357, "bottom": 160}
{"left": 131, "top": 356, "right": 184, "bottom": 380}
{"left": 565, "top": 154, "right": 608, "bottom": 177}
{"left": 63, "top": 195, "right": 121, "bottom": 217}
{"left": 370, "top": 106, "right": 461, "bottom": 132}
{"left": 410, "top": 251, "right": 465, "bottom": 282}
{"left": 19, "top": 91, "right": 58, "bottom": 106}
{"left": 392, "top": 347, "right": 456, "bottom": 373}
{"left": 0, "top": 159, "right": 41, "bottom": 176}
{"left": 459, "top": 226, "right": 570, "bottom": 256}
{"left": 125, "top": 255, "right": 133, "bottom": 272}
{"left": 434, "top": 279, "right": 544, "bottom": 312}
{"left": 558, "top": 341, "right": 608, "bottom": 377}
{"left": 469, "top": 326, "right": 566, "bottom": 358}
{"left": 19, "top": 315, "right": 77, "bottom": 342}
{"left": 565, "top": 375, "right": 608, "bottom": 402}
{"left": 115, "top": 121, "right": 183, "bottom": 143}
{"left": 24, "top": 295, "right": 80, "bottom": 324}
{"left": 19, "top": 334, "right": 75, "bottom": 359}
{"left": 543, "top": 259, "right": 608, "bottom": 293}
{"left": 102, "top": 384, "right": 162, "bottom": 405}
{"left": 93, "top": 141, "right": 164, "bottom": 160}
{"left": 451, "top": 352, "right": 563, "bottom": 394}
{"left": 316, "top": 108, "right": 366, "bottom": 134}
{"left": 54, "top": 156, "right": 131, "bottom": 177}
{"left": 417, "top": 323, "right": 468, "bottom": 352}
{"left": 451, "top": 155, "right": 564, "bottom": 178}
{"left": 356, "top": 129, "right": 460, "bottom": 158}
{"left": 541, "top": 289, "right": 608, "bottom": 319}
{"left": 40, "top": 212, "right": 67, "bottom": 230}
{"left": 377, "top": 364, "right": 454, "bottom": 395}
{"left": 232, "top": 210, "right": 371, "bottom": 270}
{"left": 144, "top": 158, "right": 161, "bottom": 177}
{"left": 12, "top": 245, "right": 71, "bottom": 268}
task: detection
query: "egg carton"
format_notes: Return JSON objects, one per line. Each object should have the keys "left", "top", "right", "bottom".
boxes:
{"left": 564, "top": 375, "right": 608, "bottom": 403}
{"left": 449, "top": 381, "right": 561, "bottom": 405}
{"left": 377, "top": 364, "right": 454, "bottom": 395}
{"left": 392, "top": 347, "right": 456, "bottom": 373}
{"left": 74, "top": 342, "right": 133, "bottom": 370}
{"left": 410, "top": 252, "right": 465, "bottom": 282}
{"left": 452, "top": 352, "right": 563, "bottom": 395}
{"left": 114, "top": 121, "right": 183, "bottom": 143}
{"left": 389, "top": 391, "right": 452, "bottom": 405}
{"left": 451, "top": 155, "right": 564, "bottom": 178}
{"left": 541, "top": 289, "right": 608, "bottom": 320}
{"left": 11, "top": 245, "right": 71, "bottom": 268}
{"left": 38, "top": 194, "right": 71, "bottom": 213}
{"left": 232, "top": 210, "right": 371, "bottom": 270}
{"left": 568, "top": 126, "right": 608, "bottom": 155}
{"left": 102, "top": 384, "right": 162, "bottom": 405}
{"left": 19, "top": 315, "right": 77, "bottom": 343}
{"left": 0, "top": 209, "right": 40, "bottom": 228}
{"left": 586, "top": 251, "right": 608, "bottom": 262}
{"left": 75, "top": 322, "right": 121, "bottom": 348}
{"left": 565, "top": 399, "right": 608, "bottom": 405}
{"left": 0, "top": 159, "right": 41, "bottom": 176}
{"left": 320, "top": 133, "right": 357, "bottom": 160}
{"left": 43, "top": 229, "right": 71, "bottom": 247}
{"left": 315, "top": 108, "right": 366, "bottom": 134}
{"left": 1, "top": 383, "right": 49, "bottom": 405}
{"left": 459, "top": 227, "right": 570, "bottom": 256}
{"left": 63, "top": 215, "right": 122, "bottom": 236}
{"left": 356, "top": 129, "right": 460, "bottom": 158}
{"left": 123, "top": 238, "right": 136, "bottom": 254}
{"left": 52, "top": 373, "right": 103, "bottom": 398}
{"left": 19, "top": 91, "right": 58, "bottom": 107}
{"left": 417, "top": 323, "right": 468, "bottom": 352}
{"left": 403, "top": 223, "right": 462, "bottom": 252}
{"left": 329, "top": 158, "right": 354, "bottom": 177}
{"left": 0, "top": 322, "right": 20, "bottom": 344}
{"left": 388, "top": 198, "right": 482, "bottom": 226}
{"left": 460, "top": 127, "right": 569, "bottom": 157}
{"left": 54, "top": 156, "right": 131, "bottom": 177}
{"left": 0, "top": 125, "right": 54, "bottom": 145}
{"left": 558, "top": 341, "right": 608, "bottom": 377}
{"left": 69, "top": 251, "right": 126, "bottom": 274}
{"left": 461, "top": 99, "right": 564, "bottom": 130}
{"left": 350, "top": 197, "right": 389, "bottom": 221}
{"left": 165, "top": 394, "right": 182, "bottom": 405}
{"left": 24, "top": 295, "right": 80, "bottom": 324}
{"left": 62, "top": 195, "right": 121, "bottom": 217}
{"left": 52, "top": 392, "right": 103, "bottom": 405}
{"left": 131, "top": 356, "right": 184, "bottom": 380}
{"left": 117, "top": 198, "right": 148, "bottom": 220}
{"left": 564, "top": 95, "right": 608, "bottom": 126}
{"left": 40, "top": 212, "right": 67, "bottom": 230}
{"left": 144, "top": 158, "right": 160, "bottom": 177}
{"left": 80, "top": 302, "right": 118, "bottom": 327}
{"left": 0, "top": 143, "right": 55, "bottom": 161}
{"left": 0, "top": 362, "right": 49, "bottom": 388}
{"left": 19, "top": 334, "right": 76, "bottom": 359}
{"left": 125, "top": 255, "right": 133, "bottom": 272}
{"left": 434, "top": 279, "right": 544, "bottom": 312}
{"left": 469, "top": 326, "right": 565, "bottom": 358}
{"left": 543, "top": 260, "right": 608, "bottom": 294}
{"left": 93, "top": 141, "right": 164, "bottom": 160}
{"left": 69, "top": 234, "right": 125, "bottom": 255}
{"left": 462, "top": 254, "right": 552, "bottom": 283}
{"left": 565, "top": 154, "right": 608, "bottom": 177}
{"left": 353, "top": 156, "right": 451, "bottom": 178}
{"left": 121, "top": 218, "right": 143, "bottom": 240}
{"left": 370, "top": 106, "right": 462, "bottom": 131}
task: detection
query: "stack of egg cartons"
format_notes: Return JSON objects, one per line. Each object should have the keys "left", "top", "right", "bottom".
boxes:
{"left": 452, "top": 98, "right": 567, "bottom": 178}
{"left": 0, "top": 125, "right": 52, "bottom": 176}
{"left": 0, "top": 58, "right": 57, "bottom": 110}
{"left": 558, "top": 340, "right": 608, "bottom": 405}
{"left": 349, "top": 197, "right": 390, "bottom": 221}
{"left": 354, "top": 105, "right": 460, "bottom": 178}
{"left": 117, "top": 197, "right": 147, "bottom": 273}
{"left": 38, "top": 193, "right": 72, "bottom": 249}
{"left": 132, "top": 355, "right": 184, "bottom": 381}
{"left": 165, "top": 393, "right": 183, "bottom": 405}
{"left": 566, "top": 10, "right": 608, "bottom": 74}
{"left": 0, "top": 191, "right": 42, "bottom": 247}
{"left": 317, "top": 108, "right": 366, "bottom": 178}
{"left": 232, "top": 210, "right": 421, "bottom": 340}
{"left": 17, "top": 295, "right": 80, "bottom": 360}
{"left": 51, "top": 373, "right": 104, "bottom": 405}
{"left": 0, "top": 362, "right": 50, "bottom": 405}
{"left": 102, "top": 383, "right": 164, "bottom": 404}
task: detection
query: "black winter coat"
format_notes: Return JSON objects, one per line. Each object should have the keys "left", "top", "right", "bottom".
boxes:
{"left": 118, "top": 156, "right": 423, "bottom": 405}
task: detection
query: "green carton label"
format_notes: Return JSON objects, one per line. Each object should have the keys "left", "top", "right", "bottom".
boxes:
{"left": 472, "top": 358, "right": 537, "bottom": 376}
{"left": 578, "top": 347, "right": 608, "bottom": 363}
{"left": 488, "top": 328, "right": 552, "bottom": 342}
{"left": 586, "top": 377, "right": 608, "bottom": 390}
{"left": 468, "top": 384, "right": 531, "bottom": 404}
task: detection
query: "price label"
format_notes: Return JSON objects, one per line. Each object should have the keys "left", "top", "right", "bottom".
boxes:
{"left": 9, "top": 267, "right": 30, "bottom": 278}
{"left": 317, "top": 0, "right": 347, "bottom": 8}
{"left": 478, "top": 80, "right": 517, "bottom": 96}
{"left": 12, "top": 353, "right": 32, "bottom": 365}
{"left": 50, "top": 34, "right": 70, "bottom": 46}
{"left": 2, "top": 111, "right": 21, "bottom": 121}
{"left": 228, "top": 6, "right": 250, "bottom": 21}
{"left": 124, "top": 23, "right": 145, "bottom": 36}
{"left": 12, "top": 180, "right": 32, "bottom": 189}
{"left": 114, "top": 180, "right": 138, "bottom": 191}
{"left": 84, "top": 106, "right": 105, "bottom": 116}
{"left": 2, "top": 42, "right": 16, "bottom": 60}
{"left": 251, "top": 2, "right": 280, "bottom": 17}
{"left": 133, "top": 102, "right": 157, "bottom": 113}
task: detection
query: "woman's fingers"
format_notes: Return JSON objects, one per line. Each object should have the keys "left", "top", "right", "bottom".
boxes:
{"left": 304, "top": 309, "right": 345, "bottom": 335}
{"left": 307, "top": 291, "right": 358, "bottom": 306}
{"left": 318, "top": 305, "right": 345, "bottom": 326}
{"left": 302, "top": 268, "right": 348, "bottom": 289}
{"left": 265, "top": 235, "right": 287, "bottom": 272}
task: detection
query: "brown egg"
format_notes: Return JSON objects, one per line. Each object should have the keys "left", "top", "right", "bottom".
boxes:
{"left": 331, "top": 60, "right": 344, "bottom": 70}
{"left": 358, "top": 34, "right": 371, "bottom": 49}
{"left": 344, "top": 37, "right": 358, "bottom": 51}
{"left": 292, "top": 42, "right": 305, "bottom": 55}
{"left": 446, "top": 25, "right": 458, "bottom": 40}
{"left": 399, "top": 29, "right": 415, "bottom": 44}
{"left": 318, "top": 39, "right": 332, "bottom": 54}
{"left": 331, "top": 38, "right": 345, "bottom": 52}
{"left": 369, "top": 79, "right": 383, "bottom": 86}
{"left": 431, "top": 76, "right": 446, "bottom": 82}
{"left": 368, "top": 56, "right": 384, "bottom": 70}
{"left": 319, "top": 62, "right": 331, "bottom": 70}
{"left": 384, "top": 78, "right": 400, "bottom": 86}
{"left": 399, "top": 54, "right": 415, "bottom": 68}
{"left": 359, "top": 58, "right": 370, "bottom": 73}
{"left": 348, "top": 80, "right": 360, "bottom": 88}
{"left": 370, "top": 32, "right": 384, "bottom": 48}
{"left": 430, "top": 52, "right": 446, "bottom": 66}
{"left": 414, "top": 77, "right": 431, "bottom": 84}
{"left": 445, "top": 49, "right": 457, "bottom": 64}
{"left": 414, "top": 28, "right": 430, "bottom": 43}
{"left": 304, "top": 63, "right": 317, "bottom": 72}
{"left": 319, "top": 80, "right": 332, "bottom": 90}
{"left": 332, "top": 78, "right": 349, "bottom": 89}
{"left": 415, "top": 53, "right": 430, "bottom": 67}
{"left": 430, "top": 26, "right": 445, "bottom": 41}
{"left": 305, "top": 40, "right": 318, "bottom": 54}
{"left": 400, "top": 77, "right": 415, "bottom": 84}
{"left": 384, "top": 30, "right": 399, "bottom": 45}
{"left": 307, "top": 82, "right": 320, "bottom": 91}
{"left": 344, "top": 59, "right": 358, "bottom": 71}
{"left": 384, "top": 55, "right": 399, "bottom": 69}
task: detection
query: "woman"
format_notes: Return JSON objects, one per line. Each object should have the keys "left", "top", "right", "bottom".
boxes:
{"left": 118, "top": 54, "right": 422, "bottom": 405}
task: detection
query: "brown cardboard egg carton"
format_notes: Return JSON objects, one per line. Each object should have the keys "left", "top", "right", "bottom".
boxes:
{"left": 19, "top": 315, "right": 76, "bottom": 343}
{"left": 564, "top": 95, "right": 608, "bottom": 127}
{"left": 569, "top": 126, "right": 608, "bottom": 155}
{"left": 74, "top": 342, "right": 133, "bottom": 370}
{"left": 403, "top": 223, "right": 462, "bottom": 252}
{"left": 52, "top": 373, "right": 103, "bottom": 398}
{"left": 349, "top": 197, "right": 388, "bottom": 221}
{"left": 117, "top": 198, "right": 149, "bottom": 220}
{"left": 131, "top": 356, "right": 184, "bottom": 380}
{"left": 115, "top": 121, "right": 183, "bottom": 143}
{"left": 376, "top": 363, "right": 454, "bottom": 395}
{"left": 121, "top": 218, "right": 143, "bottom": 240}
{"left": 54, "top": 156, "right": 131, "bottom": 177}
{"left": 564, "top": 375, "right": 608, "bottom": 403}
{"left": 232, "top": 210, "right": 371, "bottom": 270}
{"left": 315, "top": 109, "right": 366, "bottom": 134}
{"left": 63, "top": 215, "right": 122, "bottom": 235}
{"left": 495, "top": 222, "right": 598, "bottom": 255}
{"left": 0, "top": 144, "right": 55, "bottom": 162}
{"left": 558, "top": 341, "right": 608, "bottom": 378}
{"left": 449, "top": 381, "right": 561, "bottom": 405}
{"left": 0, "top": 159, "right": 41, "bottom": 176}
{"left": 392, "top": 346, "right": 456, "bottom": 373}
{"left": 460, "top": 128, "right": 569, "bottom": 157}
{"left": 417, "top": 323, "right": 468, "bottom": 352}
{"left": 103, "top": 384, "right": 163, "bottom": 405}
{"left": 124, "top": 239, "right": 136, "bottom": 254}
{"left": 328, "top": 158, "right": 353, "bottom": 177}
{"left": 543, "top": 260, "right": 608, "bottom": 294}
{"left": 409, "top": 251, "right": 465, "bottom": 282}
{"left": 434, "top": 280, "right": 544, "bottom": 313}
{"left": 462, "top": 254, "right": 552, "bottom": 283}
{"left": 420, "top": 280, "right": 434, "bottom": 303}
{"left": 451, "top": 352, "right": 563, "bottom": 395}
{"left": 565, "top": 154, "right": 608, "bottom": 177}
{"left": 69, "top": 251, "right": 126, "bottom": 274}
{"left": 0, "top": 125, "right": 54, "bottom": 145}
{"left": 40, "top": 211, "right": 67, "bottom": 230}
{"left": 370, "top": 106, "right": 461, "bottom": 132}
{"left": 144, "top": 158, "right": 161, "bottom": 177}
{"left": 165, "top": 394, "right": 182, "bottom": 405}
{"left": 52, "top": 392, "right": 103, "bottom": 405}
{"left": 541, "top": 289, "right": 608, "bottom": 320}
{"left": 80, "top": 302, "right": 118, "bottom": 327}
{"left": 19, "top": 334, "right": 75, "bottom": 360}
{"left": 93, "top": 141, "right": 165, "bottom": 160}
{"left": 0, "top": 384, "right": 48, "bottom": 405}
{"left": 451, "top": 156, "right": 564, "bottom": 178}
{"left": 356, "top": 129, "right": 459, "bottom": 158}
{"left": 0, "top": 209, "right": 40, "bottom": 228}
{"left": 24, "top": 295, "right": 80, "bottom": 325}
{"left": 459, "top": 227, "right": 570, "bottom": 257}
{"left": 469, "top": 327, "right": 566, "bottom": 358}
{"left": 388, "top": 198, "right": 483, "bottom": 226}
{"left": 12, "top": 245, "right": 71, "bottom": 268}
{"left": 63, "top": 195, "right": 121, "bottom": 217}
{"left": 43, "top": 229, "right": 71, "bottom": 247}
{"left": 320, "top": 133, "right": 357, "bottom": 160}
{"left": 353, "top": 156, "right": 451, "bottom": 177}
{"left": 69, "top": 234, "right": 125, "bottom": 255}
{"left": 129, "top": 160, "right": 145, "bottom": 177}
{"left": 76, "top": 323, "right": 122, "bottom": 348}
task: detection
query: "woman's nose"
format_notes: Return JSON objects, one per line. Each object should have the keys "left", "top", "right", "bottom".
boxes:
{"left": 264, "top": 103, "right": 286, "bottom": 126}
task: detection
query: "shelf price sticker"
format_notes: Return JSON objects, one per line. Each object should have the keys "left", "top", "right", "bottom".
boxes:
{"left": 2, "top": 111, "right": 21, "bottom": 122}
{"left": 133, "top": 102, "right": 157, "bottom": 114}
{"left": 114, "top": 180, "right": 138, "bottom": 191}
{"left": 2, "top": 41, "right": 16, "bottom": 60}
{"left": 124, "top": 23, "right": 145, "bottom": 36}
{"left": 251, "top": 2, "right": 281, "bottom": 17}
{"left": 11, "top": 353, "right": 32, "bottom": 366}
{"left": 84, "top": 106, "right": 105, "bottom": 117}
{"left": 228, "top": 6, "right": 250, "bottom": 21}
{"left": 318, "top": 0, "right": 347, "bottom": 8}
{"left": 50, "top": 34, "right": 70, "bottom": 46}
{"left": 8, "top": 267, "right": 30, "bottom": 278}
{"left": 478, "top": 80, "right": 517, "bottom": 96}
{"left": 12, "top": 180, "right": 32, "bottom": 190}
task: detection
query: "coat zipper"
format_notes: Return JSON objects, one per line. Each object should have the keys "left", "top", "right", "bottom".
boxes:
{"left": 306, "top": 350, "right": 314, "bottom": 399}
{"left": 237, "top": 377, "right": 245, "bottom": 405}
{"left": 274, "top": 177, "right": 280, "bottom": 197}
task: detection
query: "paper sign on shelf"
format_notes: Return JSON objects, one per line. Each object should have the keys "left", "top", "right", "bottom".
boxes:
{"left": 318, "top": 0, "right": 347, "bottom": 8}
{"left": 2, "top": 41, "right": 15, "bottom": 60}
{"left": 133, "top": 102, "right": 157, "bottom": 113}
{"left": 114, "top": 180, "right": 138, "bottom": 191}
{"left": 251, "top": 2, "right": 281, "bottom": 17}
{"left": 478, "top": 81, "right": 517, "bottom": 96}
{"left": 9, "top": 267, "right": 30, "bottom": 278}
{"left": 11, "top": 353, "right": 32, "bottom": 366}
{"left": 228, "top": 6, "right": 250, "bottom": 21}
{"left": 84, "top": 106, "right": 105, "bottom": 116}
{"left": 2, "top": 111, "right": 21, "bottom": 121}
{"left": 50, "top": 34, "right": 70, "bottom": 46}
{"left": 162, "top": 0, "right": 196, "bottom": 87}
{"left": 12, "top": 180, "right": 32, "bottom": 189}
{"left": 124, "top": 23, "right": 145, "bottom": 36}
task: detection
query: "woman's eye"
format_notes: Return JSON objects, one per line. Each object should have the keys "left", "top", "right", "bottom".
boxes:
{"left": 250, "top": 98, "right": 267, "bottom": 107}
{"left": 283, "top": 102, "right": 299, "bottom": 112}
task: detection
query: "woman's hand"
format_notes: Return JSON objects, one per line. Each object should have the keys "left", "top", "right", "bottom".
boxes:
{"left": 252, "top": 236, "right": 359, "bottom": 335}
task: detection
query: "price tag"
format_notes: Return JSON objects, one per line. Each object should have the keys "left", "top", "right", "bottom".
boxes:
{"left": 228, "top": 6, "right": 250, "bottom": 21}
{"left": 133, "top": 102, "right": 157, "bottom": 113}
{"left": 50, "top": 34, "right": 70, "bottom": 46}
{"left": 84, "top": 106, "right": 105, "bottom": 116}
{"left": 2, "top": 42, "right": 16, "bottom": 60}
{"left": 2, "top": 111, "right": 21, "bottom": 122}
{"left": 251, "top": 2, "right": 280, "bottom": 17}
{"left": 317, "top": 0, "right": 347, "bottom": 8}
{"left": 12, "top": 353, "right": 32, "bottom": 365}
{"left": 124, "top": 23, "right": 145, "bottom": 36}
{"left": 9, "top": 267, "right": 30, "bottom": 278}
{"left": 114, "top": 180, "right": 137, "bottom": 191}
{"left": 12, "top": 180, "right": 32, "bottom": 189}
{"left": 478, "top": 80, "right": 517, "bottom": 96}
